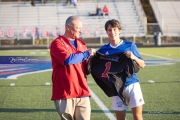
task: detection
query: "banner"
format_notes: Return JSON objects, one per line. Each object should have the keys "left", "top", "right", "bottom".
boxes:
{"left": 52, "top": 27, "right": 58, "bottom": 37}
{"left": 31, "top": 27, "right": 38, "bottom": 38}
{"left": 46, "top": 31, "right": 49, "bottom": 37}
{"left": 0, "top": 27, "right": 5, "bottom": 38}
{"left": 84, "top": 26, "right": 90, "bottom": 35}
{"left": 41, "top": 27, "right": 47, "bottom": 37}
{"left": 22, "top": 27, "right": 29, "bottom": 37}
{"left": 7, "top": 27, "right": 14, "bottom": 37}
{"left": 95, "top": 26, "right": 99, "bottom": 36}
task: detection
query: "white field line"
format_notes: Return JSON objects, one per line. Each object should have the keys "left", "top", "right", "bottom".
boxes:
{"left": 140, "top": 53, "right": 173, "bottom": 60}
{"left": 0, "top": 69, "right": 52, "bottom": 80}
{"left": 0, "top": 67, "right": 30, "bottom": 72}
{"left": 1, "top": 69, "right": 116, "bottom": 119}
{"left": 89, "top": 87, "right": 116, "bottom": 120}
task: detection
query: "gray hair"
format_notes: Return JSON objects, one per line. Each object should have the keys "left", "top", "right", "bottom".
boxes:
{"left": 65, "top": 16, "right": 81, "bottom": 26}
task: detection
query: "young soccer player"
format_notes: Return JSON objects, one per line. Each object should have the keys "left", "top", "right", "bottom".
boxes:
{"left": 98, "top": 19, "right": 145, "bottom": 120}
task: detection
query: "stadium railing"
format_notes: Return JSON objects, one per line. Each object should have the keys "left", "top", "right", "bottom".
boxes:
{"left": 0, "top": 0, "right": 180, "bottom": 48}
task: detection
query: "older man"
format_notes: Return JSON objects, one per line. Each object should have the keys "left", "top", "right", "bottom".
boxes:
{"left": 50, "top": 16, "right": 95, "bottom": 120}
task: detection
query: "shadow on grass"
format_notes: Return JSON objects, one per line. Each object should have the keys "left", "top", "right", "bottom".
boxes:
{"left": 0, "top": 108, "right": 179, "bottom": 114}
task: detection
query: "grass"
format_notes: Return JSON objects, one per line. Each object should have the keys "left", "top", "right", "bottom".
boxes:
{"left": 0, "top": 47, "right": 180, "bottom": 120}
{"left": 88, "top": 62, "right": 180, "bottom": 120}
{"left": 139, "top": 47, "right": 180, "bottom": 59}
{"left": 0, "top": 49, "right": 50, "bottom": 56}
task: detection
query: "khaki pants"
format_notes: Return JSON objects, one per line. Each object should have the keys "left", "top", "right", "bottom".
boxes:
{"left": 54, "top": 97, "right": 91, "bottom": 120}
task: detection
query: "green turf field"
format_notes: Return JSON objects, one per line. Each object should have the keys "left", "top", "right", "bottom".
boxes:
{"left": 0, "top": 47, "right": 180, "bottom": 120}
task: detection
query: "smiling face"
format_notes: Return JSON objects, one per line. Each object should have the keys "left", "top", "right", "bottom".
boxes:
{"left": 64, "top": 16, "right": 82, "bottom": 39}
{"left": 105, "top": 19, "right": 121, "bottom": 44}
{"left": 68, "top": 20, "right": 82, "bottom": 39}
{"left": 106, "top": 25, "right": 121, "bottom": 41}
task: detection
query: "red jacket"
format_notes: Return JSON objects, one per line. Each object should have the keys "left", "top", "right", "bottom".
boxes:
{"left": 103, "top": 6, "right": 109, "bottom": 14}
{"left": 50, "top": 36, "right": 91, "bottom": 100}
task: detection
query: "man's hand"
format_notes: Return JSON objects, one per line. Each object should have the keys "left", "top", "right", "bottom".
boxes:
{"left": 88, "top": 48, "right": 96, "bottom": 56}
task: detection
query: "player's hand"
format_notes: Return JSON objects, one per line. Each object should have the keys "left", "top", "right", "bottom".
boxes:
{"left": 88, "top": 48, "right": 96, "bottom": 56}
{"left": 124, "top": 51, "right": 136, "bottom": 60}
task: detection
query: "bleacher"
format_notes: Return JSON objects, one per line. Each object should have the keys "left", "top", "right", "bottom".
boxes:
{"left": 0, "top": 0, "right": 146, "bottom": 41}
{"left": 150, "top": 0, "right": 180, "bottom": 36}
{"left": 115, "top": 2, "right": 145, "bottom": 36}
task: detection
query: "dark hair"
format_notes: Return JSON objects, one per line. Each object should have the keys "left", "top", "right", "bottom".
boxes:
{"left": 104, "top": 19, "right": 122, "bottom": 31}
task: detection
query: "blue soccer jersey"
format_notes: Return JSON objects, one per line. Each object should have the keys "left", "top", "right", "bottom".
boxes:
{"left": 98, "top": 40, "right": 143, "bottom": 87}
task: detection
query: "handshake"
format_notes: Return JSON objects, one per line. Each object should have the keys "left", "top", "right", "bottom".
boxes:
{"left": 88, "top": 48, "right": 96, "bottom": 56}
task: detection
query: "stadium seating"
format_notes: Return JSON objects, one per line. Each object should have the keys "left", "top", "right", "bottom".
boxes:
{"left": 0, "top": 0, "right": 146, "bottom": 40}
{"left": 150, "top": 0, "right": 180, "bottom": 36}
